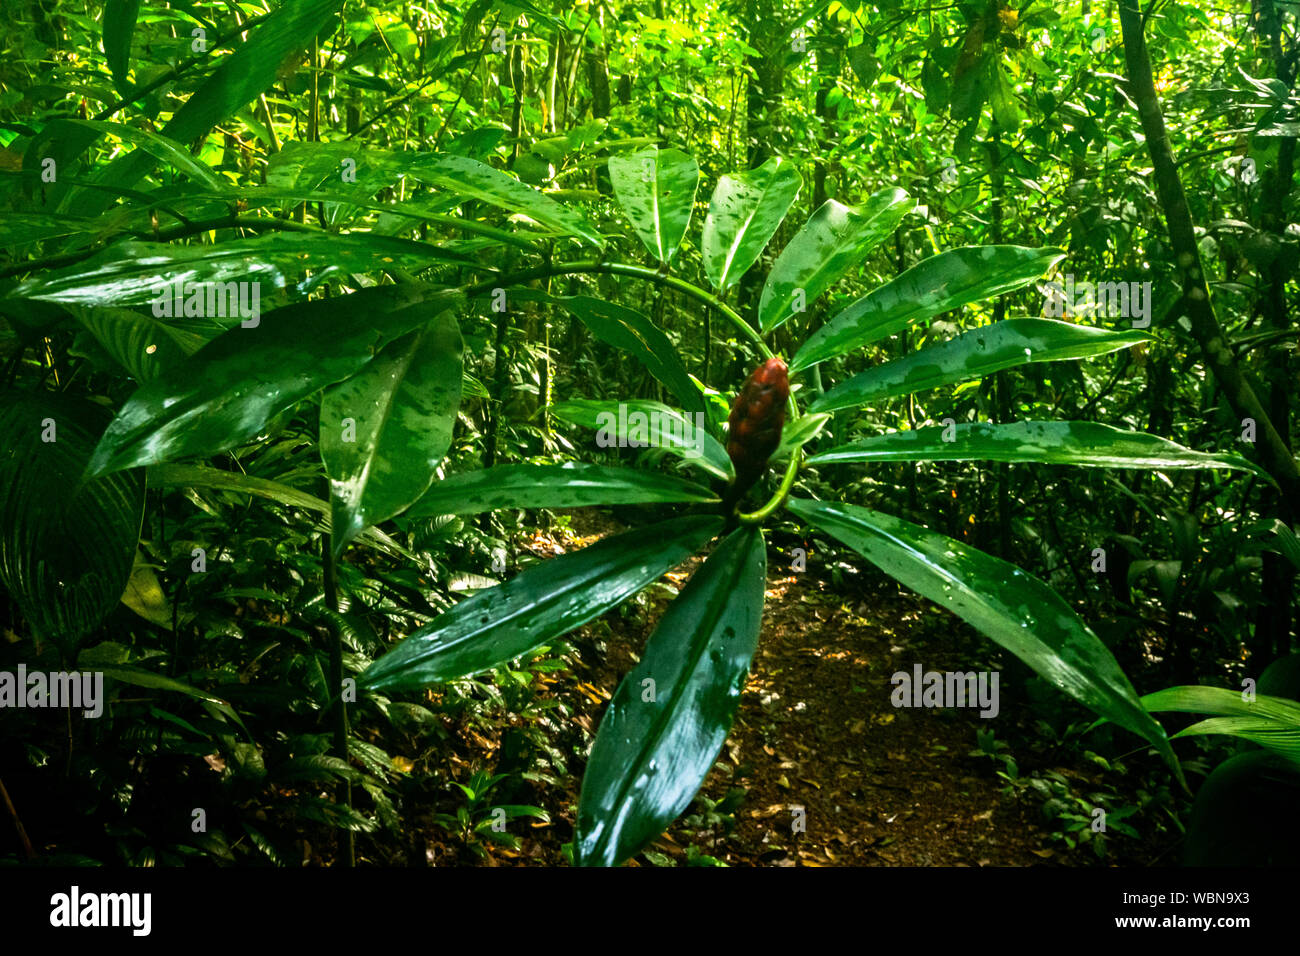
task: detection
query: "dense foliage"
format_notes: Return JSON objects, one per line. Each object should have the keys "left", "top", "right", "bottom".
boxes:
{"left": 0, "top": 0, "right": 1297, "bottom": 867}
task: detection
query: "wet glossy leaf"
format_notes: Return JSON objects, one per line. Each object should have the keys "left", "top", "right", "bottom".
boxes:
{"left": 759, "top": 189, "right": 913, "bottom": 333}
{"left": 406, "top": 152, "right": 604, "bottom": 245}
{"left": 552, "top": 398, "right": 733, "bottom": 480}
{"left": 407, "top": 462, "right": 717, "bottom": 517}
{"left": 7, "top": 233, "right": 471, "bottom": 308}
{"left": 790, "top": 246, "right": 1065, "bottom": 372}
{"left": 558, "top": 296, "right": 704, "bottom": 416}
{"left": 359, "top": 515, "right": 723, "bottom": 690}
{"left": 787, "top": 498, "right": 1178, "bottom": 774}
{"left": 121, "top": 551, "right": 173, "bottom": 629}
{"left": 807, "top": 421, "right": 1263, "bottom": 475}
{"left": 812, "top": 319, "right": 1147, "bottom": 414}
{"left": 702, "top": 157, "right": 801, "bottom": 293}
{"left": 608, "top": 146, "right": 700, "bottom": 265}
{"left": 0, "top": 392, "right": 144, "bottom": 646}
{"left": 576, "top": 525, "right": 766, "bottom": 866}
{"left": 320, "top": 312, "right": 463, "bottom": 553}
{"left": 86, "top": 285, "right": 464, "bottom": 476}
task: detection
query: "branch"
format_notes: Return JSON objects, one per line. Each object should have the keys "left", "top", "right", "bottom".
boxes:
{"left": 1119, "top": 0, "right": 1300, "bottom": 510}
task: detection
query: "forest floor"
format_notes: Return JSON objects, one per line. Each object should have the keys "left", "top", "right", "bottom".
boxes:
{"left": 391, "top": 509, "right": 1176, "bottom": 868}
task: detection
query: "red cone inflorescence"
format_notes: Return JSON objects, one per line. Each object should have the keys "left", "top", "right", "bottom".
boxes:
{"left": 724, "top": 357, "right": 790, "bottom": 506}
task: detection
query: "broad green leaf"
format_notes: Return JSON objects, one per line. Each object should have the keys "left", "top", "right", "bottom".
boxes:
{"left": 576, "top": 525, "right": 766, "bottom": 866}
{"left": 551, "top": 398, "right": 733, "bottom": 480}
{"left": 0, "top": 213, "right": 102, "bottom": 249}
{"left": 163, "top": 0, "right": 344, "bottom": 144}
{"left": 607, "top": 146, "right": 700, "bottom": 265}
{"left": 406, "top": 152, "right": 604, "bottom": 245}
{"left": 7, "top": 233, "right": 471, "bottom": 309}
{"left": 72, "top": 0, "right": 347, "bottom": 214}
{"left": 103, "top": 0, "right": 141, "bottom": 97}
{"left": 812, "top": 319, "right": 1147, "bottom": 414}
{"left": 1171, "top": 717, "right": 1300, "bottom": 765}
{"left": 807, "top": 421, "right": 1263, "bottom": 475}
{"left": 67, "top": 304, "right": 203, "bottom": 382}
{"left": 407, "top": 463, "right": 717, "bottom": 517}
{"left": 359, "top": 515, "right": 723, "bottom": 690}
{"left": 320, "top": 313, "right": 464, "bottom": 553}
{"left": 1140, "top": 685, "right": 1300, "bottom": 723}
{"left": 121, "top": 550, "right": 173, "bottom": 629}
{"left": 790, "top": 246, "right": 1065, "bottom": 372}
{"left": 702, "top": 157, "right": 802, "bottom": 293}
{"left": 1142, "top": 682, "right": 1300, "bottom": 768}
{"left": 758, "top": 189, "right": 914, "bottom": 333}
{"left": 87, "top": 285, "right": 464, "bottom": 476}
{"left": 787, "top": 498, "right": 1178, "bottom": 774}
{"left": 0, "top": 392, "right": 144, "bottom": 647}
{"left": 558, "top": 296, "right": 703, "bottom": 416}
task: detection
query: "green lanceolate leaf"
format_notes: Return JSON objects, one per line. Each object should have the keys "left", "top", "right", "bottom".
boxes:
{"left": 359, "top": 515, "right": 723, "bottom": 690}
{"left": 790, "top": 246, "right": 1065, "bottom": 372}
{"left": 148, "top": 464, "right": 412, "bottom": 559}
{"left": 1141, "top": 686, "right": 1300, "bottom": 767}
{"left": 96, "top": 665, "right": 246, "bottom": 731}
{"left": 7, "top": 233, "right": 471, "bottom": 309}
{"left": 407, "top": 462, "right": 717, "bottom": 517}
{"left": 53, "top": 119, "right": 227, "bottom": 191}
{"left": 551, "top": 398, "right": 733, "bottom": 480}
{"left": 576, "top": 525, "right": 766, "bottom": 866}
{"left": 86, "top": 285, "right": 463, "bottom": 476}
{"left": 812, "top": 319, "right": 1147, "bottom": 414}
{"left": 1141, "top": 685, "right": 1300, "bottom": 722}
{"left": 773, "top": 412, "right": 831, "bottom": 461}
{"left": 163, "top": 0, "right": 345, "bottom": 144}
{"left": 702, "top": 156, "right": 802, "bottom": 294}
{"left": 807, "top": 421, "right": 1263, "bottom": 475}
{"left": 103, "top": 0, "right": 141, "bottom": 97}
{"left": 1169, "top": 717, "right": 1300, "bottom": 767}
{"left": 558, "top": 296, "right": 704, "bottom": 416}
{"left": 320, "top": 312, "right": 463, "bottom": 553}
{"left": 786, "top": 498, "right": 1179, "bottom": 775}
{"left": 0, "top": 392, "right": 144, "bottom": 646}
{"left": 67, "top": 305, "right": 196, "bottom": 382}
{"left": 759, "top": 189, "right": 914, "bottom": 334}
{"left": 406, "top": 152, "right": 604, "bottom": 245}
{"left": 607, "top": 146, "right": 700, "bottom": 266}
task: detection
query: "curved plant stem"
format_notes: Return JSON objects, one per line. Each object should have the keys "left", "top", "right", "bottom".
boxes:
{"left": 466, "top": 259, "right": 805, "bottom": 523}
{"left": 738, "top": 453, "right": 800, "bottom": 524}
{"left": 465, "top": 260, "right": 769, "bottom": 360}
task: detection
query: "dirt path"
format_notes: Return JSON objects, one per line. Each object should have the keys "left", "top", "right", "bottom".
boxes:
{"left": 399, "top": 511, "right": 1113, "bottom": 867}
{"left": 521, "top": 512, "right": 1063, "bottom": 867}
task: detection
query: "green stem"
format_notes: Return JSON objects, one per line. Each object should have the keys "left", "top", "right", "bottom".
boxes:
{"left": 738, "top": 453, "right": 800, "bottom": 524}
{"left": 322, "top": 527, "right": 356, "bottom": 868}
{"left": 465, "top": 260, "right": 770, "bottom": 361}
